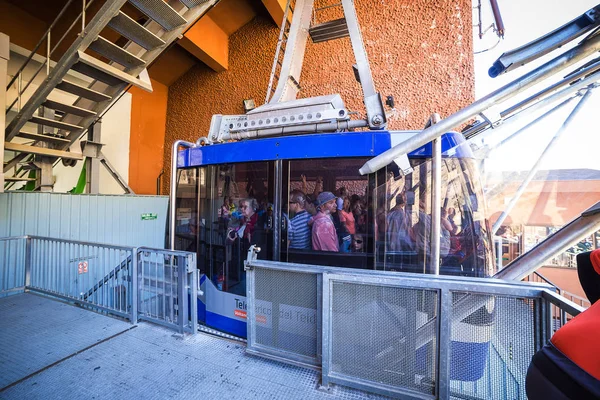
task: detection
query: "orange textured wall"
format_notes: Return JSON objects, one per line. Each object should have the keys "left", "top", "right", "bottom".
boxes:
{"left": 129, "top": 79, "right": 169, "bottom": 195}
{"left": 0, "top": 0, "right": 48, "bottom": 53}
{"left": 163, "top": 0, "right": 475, "bottom": 193}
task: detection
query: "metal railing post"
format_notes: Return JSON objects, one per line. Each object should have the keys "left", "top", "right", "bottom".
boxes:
{"left": 177, "top": 254, "right": 185, "bottom": 334}
{"left": 169, "top": 140, "right": 195, "bottom": 250}
{"left": 437, "top": 288, "right": 451, "bottom": 399}
{"left": 46, "top": 32, "right": 51, "bottom": 75}
{"left": 82, "top": 0, "right": 86, "bottom": 33}
{"left": 131, "top": 247, "right": 138, "bottom": 324}
{"left": 188, "top": 253, "right": 198, "bottom": 335}
{"left": 430, "top": 121, "right": 441, "bottom": 275}
{"left": 24, "top": 236, "right": 32, "bottom": 289}
{"left": 17, "top": 72, "right": 22, "bottom": 112}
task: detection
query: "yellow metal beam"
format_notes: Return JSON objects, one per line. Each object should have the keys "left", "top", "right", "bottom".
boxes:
{"left": 261, "top": 0, "right": 287, "bottom": 28}
{"left": 179, "top": 15, "right": 229, "bottom": 72}
{"left": 5, "top": 142, "right": 83, "bottom": 160}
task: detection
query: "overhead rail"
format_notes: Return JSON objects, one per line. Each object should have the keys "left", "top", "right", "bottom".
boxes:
{"left": 358, "top": 22, "right": 600, "bottom": 175}
{"left": 488, "top": 4, "right": 600, "bottom": 77}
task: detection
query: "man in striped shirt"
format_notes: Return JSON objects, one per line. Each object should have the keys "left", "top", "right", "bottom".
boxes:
{"left": 288, "top": 190, "right": 312, "bottom": 250}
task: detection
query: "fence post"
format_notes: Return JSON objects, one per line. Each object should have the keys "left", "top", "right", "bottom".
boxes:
{"left": 131, "top": 247, "right": 138, "bottom": 324}
{"left": 177, "top": 254, "right": 185, "bottom": 334}
{"left": 24, "top": 237, "right": 32, "bottom": 289}
{"left": 437, "top": 288, "right": 451, "bottom": 399}
{"left": 188, "top": 253, "right": 197, "bottom": 335}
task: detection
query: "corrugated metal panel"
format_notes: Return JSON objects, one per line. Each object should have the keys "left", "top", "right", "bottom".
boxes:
{"left": 1, "top": 193, "right": 169, "bottom": 294}
{"left": 0, "top": 193, "right": 168, "bottom": 247}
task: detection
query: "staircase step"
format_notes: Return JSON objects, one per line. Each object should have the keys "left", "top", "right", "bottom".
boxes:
{"left": 179, "top": 0, "right": 211, "bottom": 8}
{"left": 16, "top": 131, "right": 71, "bottom": 145}
{"left": 5, "top": 176, "right": 36, "bottom": 182}
{"left": 42, "top": 100, "right": 97, "bottom": 118}
{"left": 55, "top": 80, "right": 112, "bottom": 103}
{"left": 72, "top": 51, "right": 153, "bottom": 91}
{"left": 29, "top": 116, "right": 83, "bottom": 132}
{"left": 4, "top": 142, "right": 83, "bottom": 160}
{"left": 108, "top": 11, "right": 166, "bottom": 51}
{"left": 128, "top": 0, "right": 187, "bottom": 31}
{"left": 309, "top": 18, "right": 349, "bottom": 43}
{"left": 89, "top": 36, "right": 146, "bottom": 69}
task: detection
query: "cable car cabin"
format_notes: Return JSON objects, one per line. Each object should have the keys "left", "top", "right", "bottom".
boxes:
{"left": 174, "top": 130, "right": 494, "bottom": 338}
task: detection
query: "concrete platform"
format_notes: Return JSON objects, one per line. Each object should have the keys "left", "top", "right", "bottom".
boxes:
{"left": 0, "top": 293, "right": 387, "bottom": 399}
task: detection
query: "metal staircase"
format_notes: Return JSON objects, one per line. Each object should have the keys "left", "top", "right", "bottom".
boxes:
{"left": 4, "top": 0, "right": 217, "bottom": 191}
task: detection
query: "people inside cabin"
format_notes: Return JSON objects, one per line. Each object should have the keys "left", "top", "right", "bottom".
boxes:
{"left": 440, "top": 207, "right": 456, "bottom": 259}
{"left": 352, "top": 199, "right": 367, "bottom": 234}
{"left": 336, "top": 187, "right": 347, "bottom": 212}
{"left": 386, "top": 193, "right": 413, "bottom": 253}
{"left": 413, "top": 197, "right": 432, "bottom": 273}
{"left": 219, "top": 196, "right": 232, "bottom": 234}
{"left": 301, "top": 174, "right": 323, "bottom": 214}
{"left": 338, "top": 197, "right": 356, "bottom": 236}
{"left": 351, "top": 233, "right": 364, "bottom": 253}
{"left": 240, "top": 198, "right": 259, "bottom": 242}
{"left": 526, "top": 249, "right": 600, "bottom": 399}
{"left": 311, "top": 191, "right": 339, "bottom": 252}
{"left": 288, "top": 190, "right": 312, "bottom": 250}
{"left": 331, "top": 199, "right": 351, "bottom": 253}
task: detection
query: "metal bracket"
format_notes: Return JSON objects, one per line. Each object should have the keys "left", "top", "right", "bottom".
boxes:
{"left": 80, "top": 140, "right": 105, "bottom": 158}
{"left": 478, "top": 106, "right": 503, "bottom": 128}
{"left": 244, "top": 245, "right": 261, "bottom": 271}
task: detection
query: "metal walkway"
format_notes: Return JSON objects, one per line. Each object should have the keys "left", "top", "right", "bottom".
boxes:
{"left": 0, "top": 293, "right": 387, "bottom": 399}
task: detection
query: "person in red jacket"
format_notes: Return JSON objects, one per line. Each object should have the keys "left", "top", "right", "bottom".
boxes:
{"left": 526, "top": 249, "right": 600, "bottom": 399}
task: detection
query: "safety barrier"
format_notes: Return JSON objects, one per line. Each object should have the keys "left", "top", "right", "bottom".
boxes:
{"left": 0, "top": 236, "right": 197, "bottom": 334}
{"left": 137, "top": 248, "right": 197, "bottom": 334}
{"left": 244, "top": 247, "right": 585, "bottom": 400}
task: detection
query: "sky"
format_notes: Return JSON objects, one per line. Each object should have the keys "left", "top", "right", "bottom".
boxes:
{"left": 471, "top": 0, "right": 600, "bottom": 172}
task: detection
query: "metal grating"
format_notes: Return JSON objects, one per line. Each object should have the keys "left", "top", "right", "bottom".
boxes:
{"left": 449, "top": 292, "right": 535, "bottom": 400}
{"left": 251, "top": 268, "right": 319, "bottom": 364}
{"left": 329, "top": 281, "right": 439, "bottom": 396}
{"left": 179, "top": 0, "right": 211, "bottom": 8}
{"left": 128, "top": 0, "right": 187, "bottom": 31}
{"left": 108, "top": 11, "right": 166, "bottom": 51}
{"left": 89, "top": 36, "right": 146, "bottom": 69}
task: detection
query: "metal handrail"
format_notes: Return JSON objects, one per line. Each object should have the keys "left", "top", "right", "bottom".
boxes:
{"left": 541, "top": 289, "right": 585, "bottom": 317}
{"left": 6, "top": 0, "right": 96, "bottom": 113}
{"left": 5, "top": 0, "right": 77, "bottom": 90}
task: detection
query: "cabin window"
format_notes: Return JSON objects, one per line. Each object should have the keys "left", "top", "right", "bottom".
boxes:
{"left": 282, "top": 158, "right": 375, "bottom": 269}
{"left": 376, "top": 157, "right": 493, "bottom": 277}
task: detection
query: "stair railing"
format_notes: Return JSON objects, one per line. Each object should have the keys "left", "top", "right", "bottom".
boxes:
{"left": 6, "top": 0, "right": 96, "bottom": 114}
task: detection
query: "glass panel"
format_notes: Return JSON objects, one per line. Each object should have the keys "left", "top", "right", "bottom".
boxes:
{"left": 283, "top": 158, "right": 373, "bottom": 269}
{"left": 209, "top": 162, "right": 272, "bottom": 296}
{"left": 377, "top": 156, "right": 494, "bottom": 277}
{"left": 174, "top": 168, "right": 199, "bottom": 253}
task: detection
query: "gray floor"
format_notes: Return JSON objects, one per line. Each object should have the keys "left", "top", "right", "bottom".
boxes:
{"left": 0, "top": 293, "right": 387, "bottom": 399}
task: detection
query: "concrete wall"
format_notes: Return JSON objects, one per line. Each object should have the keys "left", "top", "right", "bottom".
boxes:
{"left": 162, "top": 0, "right": 475, "bottom": 192}
{"left": 129, "top": 79, "right": 169, "bottom": 195}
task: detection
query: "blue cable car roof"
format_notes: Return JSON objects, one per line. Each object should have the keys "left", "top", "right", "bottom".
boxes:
{"left": 178, "top": 130, "right": 472, "bottom": 168}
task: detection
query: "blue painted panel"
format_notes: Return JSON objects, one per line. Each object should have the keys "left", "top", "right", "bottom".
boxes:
{"left": 179, "top": 130, "right": 472, "bottom": 168}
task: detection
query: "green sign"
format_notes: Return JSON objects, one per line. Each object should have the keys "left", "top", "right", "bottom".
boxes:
{"left": 141, "top": 213, "right": 158, "bottom": 221}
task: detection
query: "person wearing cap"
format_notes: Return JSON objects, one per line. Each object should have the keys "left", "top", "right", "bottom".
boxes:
{"left": 526, "top": 249, "right": 600, "bottom": 399}
{"left": 288, "top": 190, "right": 312, "bottom": 250}
{"left": 312, "top": 191, "right": 339, "bottom": 252}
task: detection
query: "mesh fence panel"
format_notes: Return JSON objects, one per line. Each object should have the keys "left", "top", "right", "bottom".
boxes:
{"left": 254, "top": 268, "right": 319, "bottom": 359}
{"left": 449, "top": 292, "right": 536, "bottom": 400}
{"left": 330, "top": 282, "right": 438, "bottom": 396}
